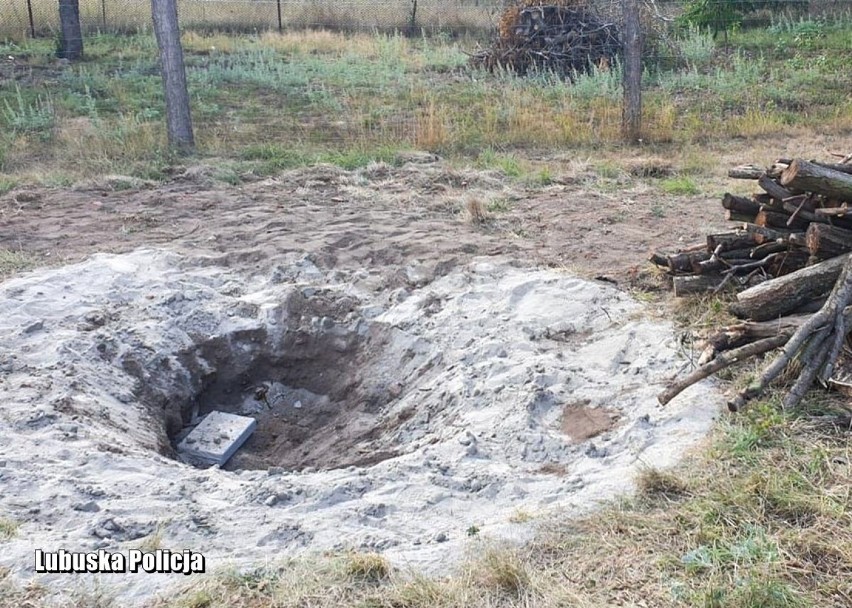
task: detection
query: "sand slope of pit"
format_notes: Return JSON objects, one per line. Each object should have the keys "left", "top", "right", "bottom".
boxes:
{"left": 0, "top": 249, "right": 720, "bottom": 604}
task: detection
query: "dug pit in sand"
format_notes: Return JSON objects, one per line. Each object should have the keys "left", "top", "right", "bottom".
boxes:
{"left": 0, "top": 249, "right": 720, "bottom": 603}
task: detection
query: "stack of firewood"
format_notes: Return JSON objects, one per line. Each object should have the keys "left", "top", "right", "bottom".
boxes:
{"left": 651, "top": 157, "right": 852, "bottom": 302}
{"left": 654, "top": 154, "right": 852, "bottom": 417}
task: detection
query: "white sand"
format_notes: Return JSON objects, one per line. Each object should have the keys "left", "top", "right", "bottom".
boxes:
{"left": 0, "top": 249, "right": 721, "bottom": 604}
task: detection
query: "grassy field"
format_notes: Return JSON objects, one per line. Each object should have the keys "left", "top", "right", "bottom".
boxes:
{"left": 0, "top": 18, "right": 850, "bottom": 186}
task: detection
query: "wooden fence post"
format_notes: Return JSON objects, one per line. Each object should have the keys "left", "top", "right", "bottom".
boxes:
{"left": 622, "top": 0, "right": 642, "bottom": 143}
{"left": 151, "top": 0, "right": 195, "bottom": 153}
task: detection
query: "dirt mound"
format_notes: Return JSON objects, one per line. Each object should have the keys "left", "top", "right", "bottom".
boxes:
{"left": 0, "top": 249, "right": 719, "bottom": 604}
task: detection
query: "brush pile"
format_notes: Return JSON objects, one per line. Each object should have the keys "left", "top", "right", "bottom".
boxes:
{"left": 654, "top": 154, "right": 852, "bottom": 419}
{"left": 469, "top": 0, "right": 620, "bottom": 77}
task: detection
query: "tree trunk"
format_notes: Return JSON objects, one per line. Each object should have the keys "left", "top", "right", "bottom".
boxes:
{"left": 57, "top": 0, "right": 84, "bottom": 60}
{"left": 731, "top": 253, "right": 851, "bottom": 321}
{"left": 780, "top": 159, "right": 852, "bottom": 203}
{"left": 151, "top": 0, "right": 195, "bottom": 153}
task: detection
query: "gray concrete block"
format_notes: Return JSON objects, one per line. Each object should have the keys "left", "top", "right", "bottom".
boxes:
{"left": 177, "top": 411, "right": 257, "bottom": 466}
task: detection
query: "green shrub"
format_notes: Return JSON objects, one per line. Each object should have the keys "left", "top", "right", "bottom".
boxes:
{"left": 2, "top": 86, "right": 55, "bottom": 136}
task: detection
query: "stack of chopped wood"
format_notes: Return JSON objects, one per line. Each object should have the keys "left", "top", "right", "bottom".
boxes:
{"left": 650, "top": 157, "right": 852, "bottom": 300}
{"left": 655, "top": 154, "right": 852, "bottom": 418}
{"left": 468, "top": 0, "right": 620, "bottom": 78}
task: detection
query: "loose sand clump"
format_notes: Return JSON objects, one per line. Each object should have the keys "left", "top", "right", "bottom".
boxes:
{"left": 0, "top": 249, "right": 719, "bottom": 603}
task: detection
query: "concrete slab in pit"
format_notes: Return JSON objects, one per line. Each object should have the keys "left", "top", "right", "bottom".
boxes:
{"left": 177, "top": 411, "right": 257, "bottom": 466}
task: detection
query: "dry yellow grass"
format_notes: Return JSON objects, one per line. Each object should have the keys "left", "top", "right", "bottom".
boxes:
{"left": 463, "top": 196, "right": 488, "bottom": 223}
{"left": 0, "top": 0, "right": 493, "bottom": 38}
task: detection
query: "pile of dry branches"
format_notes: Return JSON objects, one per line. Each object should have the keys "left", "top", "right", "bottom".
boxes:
{"left": 469, "top": 0, "right": 620, "bottom": 77}
{"left": 654, "top": 153, "right": 852, "bottom": 416}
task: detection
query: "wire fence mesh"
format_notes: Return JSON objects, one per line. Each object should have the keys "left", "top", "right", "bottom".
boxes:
{"left": 1, "top": 0, "right": 507, "bottom": 38}
{"left": 2, "top": 0, "right": 851, "bottom": 58}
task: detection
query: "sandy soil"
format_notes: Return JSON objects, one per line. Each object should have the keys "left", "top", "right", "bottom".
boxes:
{"left": 0, "top": 159, "right": 727, "bottom": 283}
{"left": 0, "top": 159, "right": 727, "bottom": 604}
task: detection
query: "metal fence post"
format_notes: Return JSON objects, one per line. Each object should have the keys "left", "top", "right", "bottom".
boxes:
{"left": 101, "top": 0, "right": 107, "bottom": 29}
{"left": 277, "top": 0, "right": 283, "bottom": 33}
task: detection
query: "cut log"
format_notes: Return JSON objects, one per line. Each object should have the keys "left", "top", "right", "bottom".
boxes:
{"left": 780, "top": 159, "right": 852, "bottom": 203}
{"left": 781, "top": 193, "right": 815, "bottom": 213}
{"left": 726, "top": 210, "right": 757, "bottom": 223}
{"left": 721, "top": 244, "right": 787, "bottom": 260}
{"left": 730, "top": 253, "right": 851, "bottom": 321}
{"left": 753, "top": 192, "right": 783, "bottom": 211}
{"left": 673, "top": 274, "right": 723, "bottom": 296}
{"left": 667, "top": 251, "right": 712, "bottom": 273}
{"left": 755, "top": 209, "right": 807, "bottom": 230}
{"left": 706, "top": 232, "right": 758, "bottom": 253}
{"left": 806, "top": 223, "right": 852, "bottom": 259}
{"left": 780, "top": 198, "right": 838, "bottom": 228}
{"left": 722, "top": 192, "right": 761, "bottom": 216}
{"left": 757, "top": 174, "right": 795, "bottom": 202}
{"left": 791, "top": 297, "right": 828, "bottom": 314}
{"left": 704, "top": 303, "right": 847, "bottom": 358}
{"left": 697, "top": 256, "right": 753, "bottom": 275}
{"left": 777, "top": 158, "right": 852, "bottom": 175}
{"left": 788, "top": 232, "right": 808, "bottom": 248}
{"left": 728, "top": 165, "right": 764, "bottom": 179}
{"left": 742, "top": 223, "right": 801, "bottom": 245}
{"left": 769, "top": 248, "right": 810, "bottom": 276}
{"left": 649, "top": 251, "right": 669, "bottom": 267}
{"left": 767, "top": 162, "right": 790, "bottom": 179}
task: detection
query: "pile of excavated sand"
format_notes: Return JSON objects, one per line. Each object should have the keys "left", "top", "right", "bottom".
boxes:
{"left": 0, "top": 249, "right": 720, "bottom": 604}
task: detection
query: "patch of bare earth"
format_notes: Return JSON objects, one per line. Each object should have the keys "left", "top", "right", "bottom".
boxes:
{"left": 0, "top": 160, "right": 727, "bottom": 284}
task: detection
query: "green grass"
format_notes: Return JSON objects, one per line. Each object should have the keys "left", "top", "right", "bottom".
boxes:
{"left": 0, "top": 249, "right": 40, "bottom": 279}
{"left": 661, "top": 176, "right": 701, "bottom": 195}
{"left": 476, "top": 149, "right": 524, "bottom": 178}
{"left": 0, "top": 177, "right": 16, "bottom": 195}
{"left": 0, "top": 23, "right": 849, "bottom": 183}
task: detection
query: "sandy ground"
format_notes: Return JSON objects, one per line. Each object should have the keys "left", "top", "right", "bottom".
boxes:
{"left": 0, "top": 160, "right": 726, "bottom": 604}
{"left": 0, "top": 159, "right": 728, "bottom": 282}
